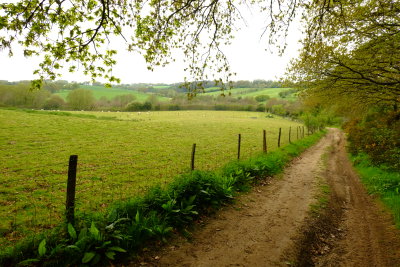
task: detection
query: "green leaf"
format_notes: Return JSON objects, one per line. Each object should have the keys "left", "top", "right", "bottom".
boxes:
{"left": 17, "top": 258, "right": 40, "bottom": 266}
{"left": 188, "top": 195, "right": 196, "bottom": 204}
{"left": 200, "top": 190, "right": 210, "bottom": 195}
{"left": 66, "top": 245, "right": 80, "bottom": 251}
{"left": 105, "top": 251, "right": 116, "bottom": 260}
{"left": 82, "top": 252, "right": 96, "bottom": 263}
{"left": 78, "top": 227, "right": 87, "bottom": 241}
{"left": 90, "top": 222, "right": 100, "bottom": 240}
{"left": 108, "top": 246, "right": 127, "bottom": 252}
{"left": 92, "top": 254, "right": 101, "bottom": 265}
{"left": 185, "top": 205, "right": 195, "bottom": 211}
{"left": 103, "top": 240, "right": 112, "bottom": 246}
{"left": 165, "top": 226, "right": 173, "bottom": 233}
{"left": 38, "top": 239, "right": 47, "bottom": 257}
{"left": 135, "top": 210, "right": 140, "bottom": 223}
{"left": 68, "top": 223, "right": 77, "bottom": 240}
{"left": 95, "top": 241, "right": 111, "bottom": 249}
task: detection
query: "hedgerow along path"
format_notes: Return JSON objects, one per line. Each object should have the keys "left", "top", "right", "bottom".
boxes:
{"left": 133, "top": 128, "right": 400, "bottom": 267}
{"left": 0, "top": 109, "right": 304, "bottom": 247}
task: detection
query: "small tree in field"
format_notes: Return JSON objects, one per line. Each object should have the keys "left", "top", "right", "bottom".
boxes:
{"left": 67, "top": 89, "right": 95, "bottom": 110}
{"left": 255, "top": 95, "right": 270, "bottom": 102}
{"left": 112, "top": 94, "right": 136, "bottom": 109}
{"left": 43, "top": 95, "right": 65, "bottom": 110}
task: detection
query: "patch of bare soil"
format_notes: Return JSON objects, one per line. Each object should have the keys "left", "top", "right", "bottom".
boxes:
{"left": 129, "top": 129, "right": 400, "bottom": 267}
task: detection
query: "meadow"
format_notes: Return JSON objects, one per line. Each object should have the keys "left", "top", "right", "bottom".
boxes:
{"left": 53, "top": 85, "right": 295, "bottom": 105}
{"left": 55, "top": 85, "right": 169, "bottom": 101}
{"left": 202, "top": 87, "right": 297, "bottom": 100}
{"left": 0, "top": 109, "right": 303, "bottom": 246}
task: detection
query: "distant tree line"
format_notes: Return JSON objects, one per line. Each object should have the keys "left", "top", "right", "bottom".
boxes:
{"left": 0, "top": 80, "right": 304, "bottom": 118}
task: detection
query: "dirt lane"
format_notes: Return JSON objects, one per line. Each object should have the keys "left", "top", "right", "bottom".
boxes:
{"left": 131, "top": 129, "right": 400, "bottom": 267}
{"left": 312, "top": 129, "right": 400, "bottom": 267}
{"left": 134, "top": 130, "right": 333, "bottom": 266}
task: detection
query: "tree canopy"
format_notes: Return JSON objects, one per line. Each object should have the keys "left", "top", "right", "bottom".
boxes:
{"left": 287, "top": 0, "right": 400, "bottom": 109}
{"left": 2, "top": 0, "right": 397, "bottom": 104}
{"left": 0, "top": 0, "right": 312, "bottom": 92}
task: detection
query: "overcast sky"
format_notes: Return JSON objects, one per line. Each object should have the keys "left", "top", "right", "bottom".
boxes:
{"left": 0, "top": 8, "right": 303, "bottom": 84}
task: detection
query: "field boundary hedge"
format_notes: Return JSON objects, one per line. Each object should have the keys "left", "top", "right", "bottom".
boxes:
{"left": 0, "top": 131, "right": 326, "bottom": 266}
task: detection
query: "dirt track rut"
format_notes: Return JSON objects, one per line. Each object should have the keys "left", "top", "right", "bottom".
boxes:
{"left": 313, "top": 129, "right": 400, "bottom": 267}
{"left": 132, "top": 128, "right": 400, "bottom": 267}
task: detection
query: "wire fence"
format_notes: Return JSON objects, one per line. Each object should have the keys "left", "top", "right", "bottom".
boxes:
{"left": 0, "top": 125, "right": 309, "bottom": 248}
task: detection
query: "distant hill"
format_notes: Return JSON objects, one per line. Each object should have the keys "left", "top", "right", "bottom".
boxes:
{"left": 55, "top": 85, "right": 169, "bottom": 102}
{"left": 201, "top": 87, "right": 297, "bottom": 101}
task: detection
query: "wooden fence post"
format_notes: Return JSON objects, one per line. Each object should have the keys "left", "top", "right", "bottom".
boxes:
{"left": 191, "top": 143, "right": 196, "bottom": 171}
{"left": 289, "top": 126, "right": 292, "bottom": 144}
{"left": 302, "top": 126, "right": 305, "bottom": 138}
{"left": 66, "top": 155, "right": 78, "bottom": 224}
{"left": 296, "top": 126, "right": 299, "bottom": 140}
{"left": 237, "top": 134, "right": 241, "bottom": 160}
{"left": 263, "top": 130, "right": 267, "bottom": 153}
{"left": 278, "top": 128, "right": 282, "bottom": 148}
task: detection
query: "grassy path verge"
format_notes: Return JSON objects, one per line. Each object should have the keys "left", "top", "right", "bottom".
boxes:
{"left": 351, "top": 153, "right": 400, "bottom": 228}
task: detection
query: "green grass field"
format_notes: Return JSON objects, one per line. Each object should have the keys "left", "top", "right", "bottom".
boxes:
{"left": 54, "top": 85, "right": 294, "bottom": 102}
{"left": 0, "top": 109, "right": 304, "bottom": 245}
{"left": 55, "top": 85, "right": 169, "bottom": 102}
{"left": 152, "top": 85, "right": 171, "bottom": 89}
{"left": 202, "top": 87, "right": 297, "bottom": 100}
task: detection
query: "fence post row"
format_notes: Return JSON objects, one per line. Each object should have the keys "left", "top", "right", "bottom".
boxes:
{"left": 278, "top": 128, "right": 282, "bottom": 148}
{"left": 238, "top": 134, "right": 241, "bottom": 160}
{"left": 263, "top": 130, "right": 267, "bottom": 153}
{"left": 65, "top": 124, "right": 309, "bottom": 226}
{"left": 191, "top": 143, "right": 196, "bottom": 171}
{"left": 66, "top": 155, "right": 78, "bottom": 225}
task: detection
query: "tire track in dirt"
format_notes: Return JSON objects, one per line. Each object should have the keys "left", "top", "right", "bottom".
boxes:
{"left": 310, "top": 129, "right": 400, "bottom": 267}
{"left": 133, "top": 130, "right": 333, "bottom": 266}
{"left": 131, "top": 129, "right": 400, "bottom": 267}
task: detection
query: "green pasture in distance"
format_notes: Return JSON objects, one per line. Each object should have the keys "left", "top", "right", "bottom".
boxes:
{"left": 201, "top": 87, "right": 253, "bottom": 96}
{"left": 202, "top": 87, "right": 297, "bottom": 100}
{"left": 239, "top": 88, "right": 293, "bottom": 98}
{"left": 203, "top": 86, "right": 221, "bottom": 92}
{"left": 0, "top": 109, "right": 304, "bottom": 246}
{"left": 152, "top": 85, "right": 170, "bottom": 89}
{"left": 55, "top": 85, "right": 169, "bottom": 102}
